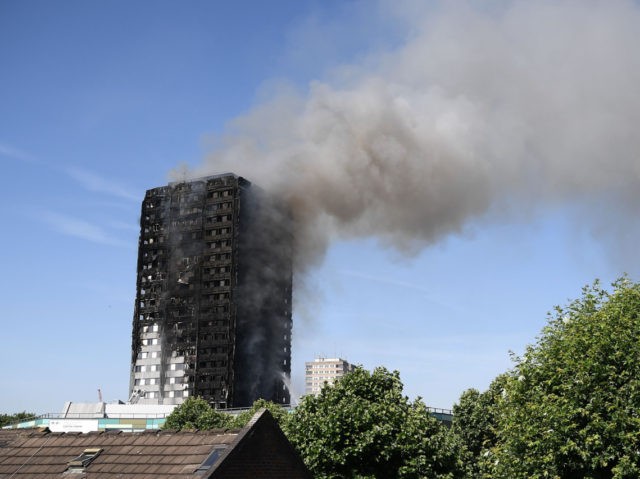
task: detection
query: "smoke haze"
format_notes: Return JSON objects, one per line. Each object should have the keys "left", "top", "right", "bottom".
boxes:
{"left": 193, "top": 0, "right": 640, "bottom": 274}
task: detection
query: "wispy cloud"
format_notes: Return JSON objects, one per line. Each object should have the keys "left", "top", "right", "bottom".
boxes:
{"left": 107, "top": 220, "right": 140, "bottom": 232}
{"left": 42, "top": 211, "right": 131, "bottom": 248}
{"left": 339, "top": 269, "right": 432, "bottom": 295}
{"left": 66, "top": 167, "right": 139, "bottom": 202}
{"left": 342, "top": 332, "right": 527, "bottom": 362}
{"left": 0, "top": 141, "right": 37, "bottom": 163}
{"left": 297, "top": 330, "right": 527, "bottom": 364}
{"left": 293, "top": 330, "right": 526, "bottom": 406}
{"left": 337, "top": 268, "right": 470, "bottom": 314}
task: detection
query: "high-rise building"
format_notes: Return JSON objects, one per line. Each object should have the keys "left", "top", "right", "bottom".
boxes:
{"left": 304, "top": 357, "right": 355, "bottom": 396}
{"left": 129, "top": 173, "right": 292, "bottom": 408}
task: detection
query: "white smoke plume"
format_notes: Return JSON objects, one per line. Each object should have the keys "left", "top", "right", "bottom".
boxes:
{"left": 194, "top": 0, "right": 640, "bottom": 273}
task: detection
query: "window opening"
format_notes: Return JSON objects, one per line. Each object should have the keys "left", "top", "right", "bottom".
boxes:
{"left": 66, "top": 448, "right": 103, "bottom": 473}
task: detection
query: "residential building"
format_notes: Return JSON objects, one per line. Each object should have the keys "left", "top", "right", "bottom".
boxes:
{"left": 304, "top": 357, "right": 355, "bottom": 396}
{"left": 0, "top": 409, "right": 312, "bottom": 478}
{"left": 130, "top": 174, "right": 292, "bottom": 408}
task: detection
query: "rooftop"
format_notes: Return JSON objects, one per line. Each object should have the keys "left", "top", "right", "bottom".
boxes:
{"left": 0, "top": 410, "right": 311, "bottom": 478}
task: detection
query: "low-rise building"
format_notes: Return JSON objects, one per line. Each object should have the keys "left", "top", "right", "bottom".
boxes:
{"left": 0, "top": 409, "right": 312, "bottom": 478}
{"left": 3, "top": 401, "right": 176, "bottom": 433}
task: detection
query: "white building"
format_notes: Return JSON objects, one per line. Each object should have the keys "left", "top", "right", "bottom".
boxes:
{"left": 304, "top": 357, "right": 355, "bottom": 396}
{"left": 3, "top": 402, "right": 177, "bottom": 433}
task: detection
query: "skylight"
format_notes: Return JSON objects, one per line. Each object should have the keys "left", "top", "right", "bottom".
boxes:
{"left": 195, "top": 446, "right": 227, "bottom": 473}
{"left": 65, "top": 448, "right": 103, "bottom": 473}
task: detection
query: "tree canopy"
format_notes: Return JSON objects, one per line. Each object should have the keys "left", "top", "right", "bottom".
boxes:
{"left": 452, "top": 375, "right": 505, "bottom": 477}
{"left": 487, "top": 278, "right": 640, "bottom": 478}
{"left": 284, "top": 366, "right": 464, "bottom": 479}
{"left": 162, "top": 397, "right": 288, "bottom": 431}
{"left": 0, "top": 411, "right": 37, "bottom": 428}
{"left": 162, "top": 397, "right": 234, "bottom": 430}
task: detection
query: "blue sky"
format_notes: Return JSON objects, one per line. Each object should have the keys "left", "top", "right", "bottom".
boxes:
{"left": 1, "top": 0, "right": 638, "bottom": 414}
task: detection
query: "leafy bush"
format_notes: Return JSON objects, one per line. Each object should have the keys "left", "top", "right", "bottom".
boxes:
{"left": 284, "top": 366, "right": 465, "bottom": 479}
{"left": 488, "top": 278, "right": 640, "bottom": 478}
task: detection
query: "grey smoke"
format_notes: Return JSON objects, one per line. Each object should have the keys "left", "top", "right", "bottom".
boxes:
{"left": 193, "top": 0, "right": 640, "bottom": 273}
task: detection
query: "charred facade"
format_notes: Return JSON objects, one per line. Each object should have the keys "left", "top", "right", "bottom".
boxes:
{"left": 129, "top": 174, "right": 292, "bottom": 408}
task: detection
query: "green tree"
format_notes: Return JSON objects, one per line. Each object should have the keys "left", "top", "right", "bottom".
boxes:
{"left": 284, "top": 366, "right": 464, "bottom": 479}
{"left": 490, "top": 278, "right": 640, "bottom": 478}
{"left": 162, "top": 397, "right": 289, "bottom": 431}
{"left": 230, "top": 398, "right": 290, "bottom": 429}
{"left": 0, "top": 411, "right": 37, "bottom": 428}
{"left": 452, "top": 375, "right": 505, "bottom": 477}
{"left": 398, "top": 398, "right": 467, "bottom": 479}
{"left": 162, "top": 397, "right": 234, "bottom": 430}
